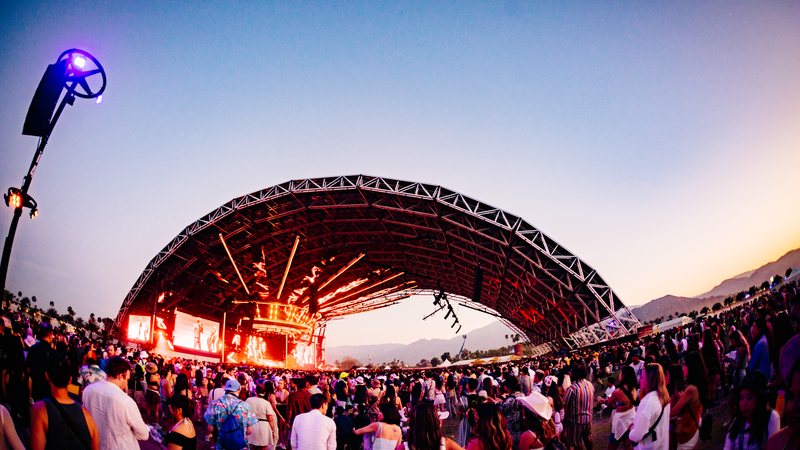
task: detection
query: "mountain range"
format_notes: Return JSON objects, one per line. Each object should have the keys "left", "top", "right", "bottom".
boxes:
{"left": 630, "top": 248, "right": 799, "bottom": 322}
{"left": 326, "top": 248, "right": 799, "bottom": 363}
{"left": 325, "top": 320, "right": 514, "bottom": 366}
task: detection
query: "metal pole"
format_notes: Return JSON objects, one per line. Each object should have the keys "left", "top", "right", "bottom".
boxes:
{"left": 221, "top": 312, "right": 227, "bottom": 364}
{"left": 151, "top": 295, "right": 158, "bottom": 346}
{"left": 0, "top": 93, "right": 73, "bottom": 296}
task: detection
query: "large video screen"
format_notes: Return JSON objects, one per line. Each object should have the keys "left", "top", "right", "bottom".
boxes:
{"left": 173, "top": 309, "right": 221, "bottom": 353}
{"left": 227, "top": 332, "right": 286, "bottom": 364}
{"left": 127, "top": 315, "right": 151, "bottom": 342}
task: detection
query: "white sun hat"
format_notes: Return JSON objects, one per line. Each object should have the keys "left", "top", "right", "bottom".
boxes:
{"left": 517, "top": 392, "right": 553, "bottom": 421}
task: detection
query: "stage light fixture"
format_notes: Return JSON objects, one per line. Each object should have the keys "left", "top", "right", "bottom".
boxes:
{"left": 72, "top": 55, "right": 87, "bottom": 69}
{"left": 29, "top": 209, "right": 38, "bottom": 219}
{"left": 4, "top": 190, "right": 22, "bottom": 209}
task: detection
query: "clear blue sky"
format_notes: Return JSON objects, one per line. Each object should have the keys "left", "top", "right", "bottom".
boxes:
{"left": 1, "top": 2, "right": 798, "bottom": 346}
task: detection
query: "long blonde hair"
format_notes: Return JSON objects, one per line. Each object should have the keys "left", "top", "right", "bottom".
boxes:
{"left": 644, "top": 363, "right": 670, "bottom": 406}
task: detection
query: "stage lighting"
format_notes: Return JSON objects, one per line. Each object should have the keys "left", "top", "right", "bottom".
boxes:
{"left": 72, "top": 55, "right": 87, "bottom": 69}
{"left": 4, "top": 188, "right": 37, "bottom": 217}
{"left": 4, "top": 189, "right": 22, "bottom": 209}
{"left": 22, "top": 60, "right": 67, "bottom": 137}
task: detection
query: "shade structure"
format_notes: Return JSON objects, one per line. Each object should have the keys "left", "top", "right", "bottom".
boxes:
{"left": 116, "top": 175, "right": 638, "bottom": 349}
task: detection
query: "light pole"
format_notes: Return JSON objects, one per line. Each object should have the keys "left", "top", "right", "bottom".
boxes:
{"left": 0, "top": 49, "right": 106, "bottom": 298}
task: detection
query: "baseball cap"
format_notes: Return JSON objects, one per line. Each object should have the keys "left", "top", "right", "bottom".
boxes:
{"left": 225, "top": 378, "right": 242, "bottom": 392}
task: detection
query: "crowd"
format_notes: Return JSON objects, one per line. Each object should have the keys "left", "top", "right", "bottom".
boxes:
{"left": 0, "top": 278, "right": 798, "bottom": 450}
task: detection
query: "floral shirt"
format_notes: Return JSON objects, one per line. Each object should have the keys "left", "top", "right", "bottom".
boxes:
{"left": 501, "top": 391, "right": 525, "bottom": 447}
{"left": 204, "top": 392, "right": 258, "bottom": 449}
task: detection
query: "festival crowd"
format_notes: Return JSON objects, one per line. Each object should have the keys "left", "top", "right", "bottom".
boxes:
{"left": 0, "top": 278, "right": 798, "bottom": 450}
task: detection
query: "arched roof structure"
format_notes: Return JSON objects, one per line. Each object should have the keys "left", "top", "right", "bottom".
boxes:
{"left": 117, "top": 175, "right": 638, "bottom": 350}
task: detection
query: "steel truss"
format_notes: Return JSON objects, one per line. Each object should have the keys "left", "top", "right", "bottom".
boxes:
{"left": 116, "top": 175, "right": 639, "bottom": 346}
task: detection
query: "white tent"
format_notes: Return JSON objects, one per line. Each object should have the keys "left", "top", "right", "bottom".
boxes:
{"left": 438, "top": 359, "right": 452, "bottom": 367}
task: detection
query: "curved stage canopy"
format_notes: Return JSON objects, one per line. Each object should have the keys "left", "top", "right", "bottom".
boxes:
{"left": 117, "top": 175, "right": 639, "bottom": 352}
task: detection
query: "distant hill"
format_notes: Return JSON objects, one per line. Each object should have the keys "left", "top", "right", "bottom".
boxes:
{"left": 327, "top": 248, "right": 799, "bottom": 359}
{"left": 631, "top": 294, "right": 724, "bottom": 323}
{"left": 632, "top": 247, "right": 799, "bottom": 322}
{"left": 325, "top": 320, "right": 514, "bottom": 365}
{"left": 697, "top": 248, "right": 800, "bottom": 298}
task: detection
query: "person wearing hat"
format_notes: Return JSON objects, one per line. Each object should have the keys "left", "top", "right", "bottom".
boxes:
{"left": 143, "top": 361, "right": 162, "bottom": 424}
{"left": 204, "top": 378, "right": 257, "bottom": 450}
{"left": 130, "top": 350, "right": 149, "bottom": 395}
{"left": 518, "top": 391, "right": 555, "bottom": 450}
{"left": 725, "top": 371, "right": 780, "bottom": 450}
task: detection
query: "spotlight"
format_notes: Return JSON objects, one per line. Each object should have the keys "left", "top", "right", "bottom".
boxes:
{"left": 29, "top": 209, "right": 38, "bottom": 219}
{"left": 72, "top": 55, "right": 87, "bottom": 69}
{"left": 4, "top": 190, "right": 22, "bottom": 209}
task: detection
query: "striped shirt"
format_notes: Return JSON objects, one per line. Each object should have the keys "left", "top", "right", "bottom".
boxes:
{"left": 564, "top": 379, "right": 594, "bottom": 425}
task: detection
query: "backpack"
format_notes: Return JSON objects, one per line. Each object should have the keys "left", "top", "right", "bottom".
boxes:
{"left": 218, "top": 402, "right": 247, "bottom": 450}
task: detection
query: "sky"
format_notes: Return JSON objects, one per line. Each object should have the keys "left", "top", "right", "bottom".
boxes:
{"left": 1, "top": 2, "right": 799, "bottom": 347}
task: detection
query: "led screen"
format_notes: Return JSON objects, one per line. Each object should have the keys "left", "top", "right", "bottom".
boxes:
{"left": 127, "top": 315, "right": 151, "bottom": 342}
{"left": 173, "top": 309, "right": 220, "bottom": 353}
{"left": 228, "top": 332, "right": 286, "bottom": 364}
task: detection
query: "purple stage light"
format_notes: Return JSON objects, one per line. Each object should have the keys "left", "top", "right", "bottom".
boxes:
{"left": 72, "top": 55, "right": 87, "bottom": 69}
{"left": 96, "top": 95, "right": 103, "bottom": 104}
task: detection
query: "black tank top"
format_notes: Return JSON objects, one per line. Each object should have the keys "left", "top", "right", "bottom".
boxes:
{"left": 44, "top": 398, "right": 92, "bottom": 450}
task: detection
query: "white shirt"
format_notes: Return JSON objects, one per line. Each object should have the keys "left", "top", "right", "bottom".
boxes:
{"left": 723, "top": 409, "right": 781, "bottom": 450}
{"left": 290, "top": 409, "right": 336, "bottom": 450}
{"left": 629, "top": 391, "right": 670, "bottom": 450}
{"left": 82, "top": 380, "right": 149, "bottom": 450}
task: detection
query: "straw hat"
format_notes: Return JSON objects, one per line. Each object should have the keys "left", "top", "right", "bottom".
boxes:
{"left": 145, "top": 362, "right": 158, "bottom": 374}
{"left": 516, "top": 392, "right": 553, "bottom": 421}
